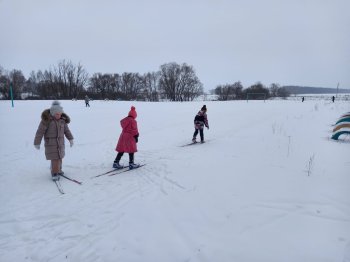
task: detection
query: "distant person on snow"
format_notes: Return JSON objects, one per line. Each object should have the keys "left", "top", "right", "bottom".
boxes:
{"left": 332, "top": 96, "right": 335, "bottom": 103}
{"left": 302, "top": 97, "right": 305, "bottom": 102}
{"left": 192, "top": 105, "right": 209, "bottom": 143}
{"left": 113, "top": 106, "right": 140, "bottom": 169}
{"left": 34, "top": 101, "right": 74, "bottom": 181}
{"left": 85, "top": 95, "right": 90, "bottom": 107}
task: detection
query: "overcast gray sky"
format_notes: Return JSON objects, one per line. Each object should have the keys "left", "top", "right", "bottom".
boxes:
{"left": 0, "top": 0, "right": 349, "bottom": 90}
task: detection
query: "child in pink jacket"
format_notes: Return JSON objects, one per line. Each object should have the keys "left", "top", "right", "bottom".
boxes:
{"left": 113, "top": 106, "right": 140, "bottom": 169}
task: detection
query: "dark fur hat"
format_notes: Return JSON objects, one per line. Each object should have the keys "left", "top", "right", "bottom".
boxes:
{"left": 41, "top": 109, "right": 70, "bottom": 125}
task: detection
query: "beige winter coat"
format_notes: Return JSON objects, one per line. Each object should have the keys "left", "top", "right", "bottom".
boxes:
{"left": 34, "top": 109, "right": 74, "bottom": 160}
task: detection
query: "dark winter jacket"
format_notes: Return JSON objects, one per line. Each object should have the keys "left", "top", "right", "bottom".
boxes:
{"left": 194, "top": 110, "right": 209, "bottom": 129}
{"left": 34, "top": 109, "right": 74, "bottom": 160}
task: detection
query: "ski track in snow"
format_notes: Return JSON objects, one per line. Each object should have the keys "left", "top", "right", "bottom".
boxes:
{"left": 0, "top": 146, "right": 190, "bottom": 261}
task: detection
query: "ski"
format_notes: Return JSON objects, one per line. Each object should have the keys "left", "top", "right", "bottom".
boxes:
{"left": 109, "top": 164, "right": 146, "bottom": 176}
{"left": 54, "top": 180, "right": 65, "bottom": 194}
{"left": 181, "top": 141, "right": 206, "bottom": 147}
{"left": 93, "top": 166, "right": 129, "bottom": 178}
{"left": 59, "top": 174, "right": 82, "bottom": 185}
{"left": 181, "top": 140, "right": 209, "bottom": 147}
{"left": 181, "top": 142, "right": 198, "bottom": 147}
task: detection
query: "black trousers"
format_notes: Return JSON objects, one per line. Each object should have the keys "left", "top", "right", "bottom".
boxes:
{"left": 114, "top": 152, "right": 134, "bottom": 164}
{"left": 193, "top": 128, "right": 204, "bottom": 141}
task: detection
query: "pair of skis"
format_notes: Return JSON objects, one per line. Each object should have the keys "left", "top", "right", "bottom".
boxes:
{"left": 54, "top": 173, "right": 82, "bottom": 195}
{"left": 54, "top": 164, "right": 146, "bottom": 194}
{"left": 93, "top": 164, "right": 146, "bottom": 178}
{"left": 181, "top": 141, "right": 206, "bottom": 147}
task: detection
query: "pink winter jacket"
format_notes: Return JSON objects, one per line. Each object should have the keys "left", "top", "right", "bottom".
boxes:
{"left": 116, "top": 116, "right": 139, "bottom": 153}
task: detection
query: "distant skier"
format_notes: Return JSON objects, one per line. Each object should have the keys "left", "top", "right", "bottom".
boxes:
{"left": 302, "top": 97, "right": 305, "bottom": 102}
{"left": 34, "top": 101, "right": 74, "bottom": 181}
{"left": 85, "top": 95, "right": 90, "bottom": 107}
{"left": 332, "top": 96, "right": 335, "bottom": 103}
{"left": 192, "top": 105, "right": 209, "bottom": 143}
{"left": 113, "top": 106, "right": 140, "bottom": 169}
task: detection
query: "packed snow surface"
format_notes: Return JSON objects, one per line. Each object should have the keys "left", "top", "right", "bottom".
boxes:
{"left": 0, "top": 99, "right": 349, "bottom": 262}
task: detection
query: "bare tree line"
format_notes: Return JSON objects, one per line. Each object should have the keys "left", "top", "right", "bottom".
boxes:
{"left": 0, "top": 61, "right": 203, "bottom": 101}
{"left": 213, "top": 82, "right": 289, "bottom": 100}
{"left": 0, "top": 60, "right": 289, "bottom": 101}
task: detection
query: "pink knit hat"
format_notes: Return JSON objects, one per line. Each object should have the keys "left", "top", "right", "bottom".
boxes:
{"left": 128, "top": 106, "right": 137, "bottom": 119}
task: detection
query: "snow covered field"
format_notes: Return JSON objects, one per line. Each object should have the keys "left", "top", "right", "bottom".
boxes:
{"left": 0, "top": 99, "right": 349, "bottom": 262}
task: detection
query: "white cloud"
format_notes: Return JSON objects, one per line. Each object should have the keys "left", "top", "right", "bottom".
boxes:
{"left": 1, "top": 0, "right": 349, "bottom": 89}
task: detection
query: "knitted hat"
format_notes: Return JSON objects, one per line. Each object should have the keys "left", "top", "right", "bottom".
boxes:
{"left": 128, "top": 106, "right": 137, "bottom": 119}
{"left": 201, "top": 105, "right": 207, "bottom": 111}
{"left": 50, "top": 100, "right": 64, "bottom": 116}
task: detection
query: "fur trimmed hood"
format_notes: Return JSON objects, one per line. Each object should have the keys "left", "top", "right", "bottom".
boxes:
{"left": 41, "top": 109, "right": 71, "bottom": 125}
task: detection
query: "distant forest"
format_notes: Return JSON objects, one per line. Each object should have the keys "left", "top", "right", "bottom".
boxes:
{"left": 283, "top": 86, "right": 350, "bottom": 95}
{"left": 0, "top": 60, "right": 347, "bottom": 101}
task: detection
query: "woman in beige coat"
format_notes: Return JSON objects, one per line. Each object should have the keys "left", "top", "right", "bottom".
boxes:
{"left": 34, "top": 101, "right": 74, "bottom": 181}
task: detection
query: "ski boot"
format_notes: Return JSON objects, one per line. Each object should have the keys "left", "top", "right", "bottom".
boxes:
{"left": 113, "top": 162, "right": 124, "bottom": 169}
{"left": 52, "top": 173, "right": 60, "bottom": 181}
{"left": 200, "top": 140, "right": 205, "bottom": 144}
{"left": 129, "top": 162, "right": 140, "bottom": 170}
{"left": 192, "top": 137, "right": 197, "bottom": 143}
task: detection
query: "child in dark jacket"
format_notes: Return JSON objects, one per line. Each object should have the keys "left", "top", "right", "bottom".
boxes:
{"left": 192, "top": 105, "right": 209, "bottom": 143}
